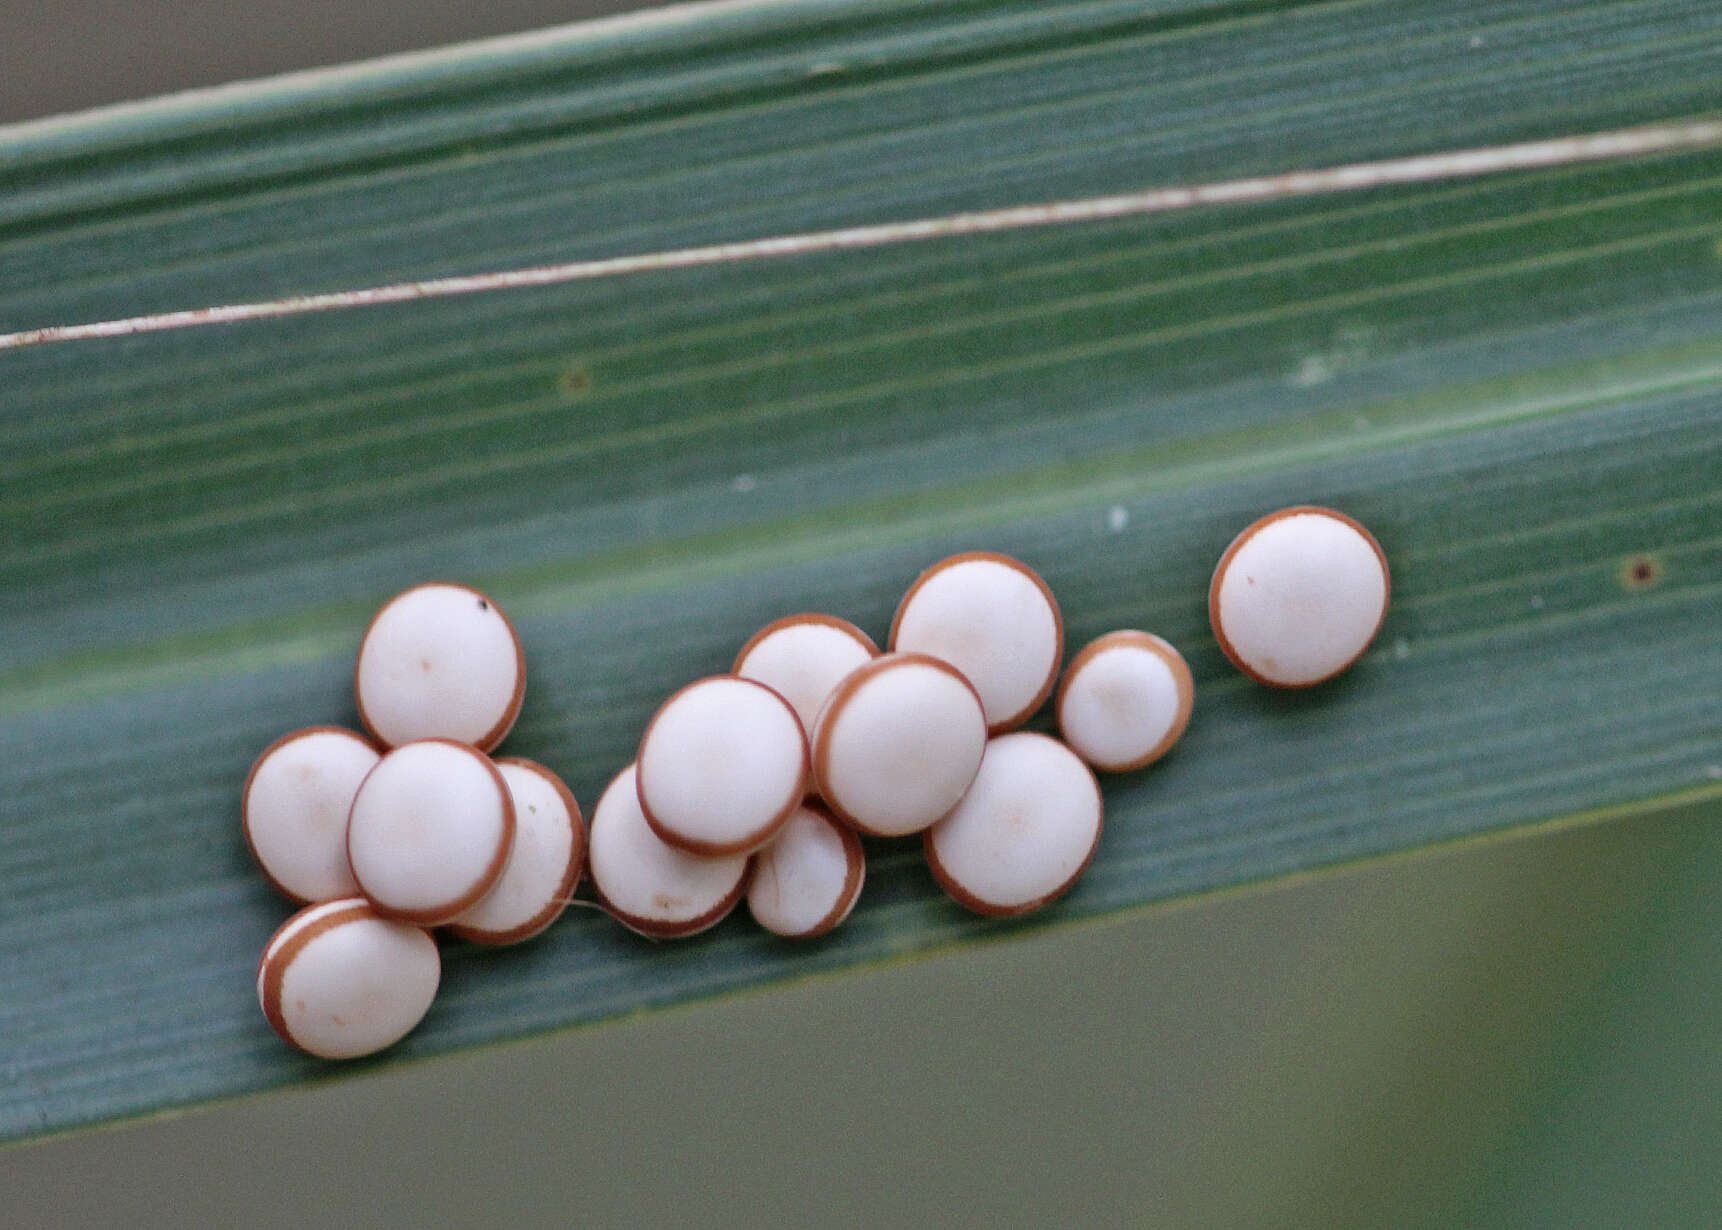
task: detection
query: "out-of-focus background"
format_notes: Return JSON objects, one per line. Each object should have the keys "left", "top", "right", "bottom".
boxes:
{"left": 5, "top": 5, "right": 1721, "bottom": 1227}
{"left": 0, "top": 0, "right": 649, "bottom": 125}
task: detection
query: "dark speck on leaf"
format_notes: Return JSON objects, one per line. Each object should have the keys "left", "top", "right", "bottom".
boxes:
{"left": 1621, "top": 554, "right": 1663, "bottom": 590}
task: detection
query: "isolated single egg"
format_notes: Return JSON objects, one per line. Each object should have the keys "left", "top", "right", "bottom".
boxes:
{"left": 1210, "top": 506, "right": 1390, "bottom": 687}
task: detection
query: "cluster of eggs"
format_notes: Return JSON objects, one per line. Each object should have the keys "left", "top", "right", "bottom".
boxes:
{"left": 247, "top": 505, "right": 1389, "bottom": 1060}
{"left": 606, "top": 546, "right": 1195, "bottom": 941}
{"left": 248, "top": 583, "right": 580, "bottom": 1059}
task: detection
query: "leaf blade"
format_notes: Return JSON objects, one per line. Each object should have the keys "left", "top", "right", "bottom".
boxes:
{"left": 4, "top": 0, "right": 1722, "bottom": 1142}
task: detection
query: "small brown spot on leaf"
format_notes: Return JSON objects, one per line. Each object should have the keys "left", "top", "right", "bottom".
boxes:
{"left": 558, "top": 365, "right": 593, "bottom": 397}
{"left": 1620, "top": 554, "right": 1663, "bottom": 591}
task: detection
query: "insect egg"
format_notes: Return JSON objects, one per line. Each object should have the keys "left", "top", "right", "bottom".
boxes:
{"left": 924, "top": 732, "right": 1103, "bottom": 917}
{"left": 588, "top": 763, "right": 750, "bottom": 939}
{"left": 810, "top": 652, "right": 988, "bottom": 837}
{"left": 354, "top": 582, "right": 525, "bottom": 751}
{"left": 746, "top": 803, "right": 865, "bottom": 938}
{"left": 635, "top": 675, "right": 809, "bottom": 856}
{"left": 1210, "top": 506, "right": 1390, "bottom": 687}
{"left": 1056, "top": 632, "right": 1194, "bottom": 772}
{"left": 242, "top": 726, "right": 379, "bottom": 904}
{"left": 733, "top": 613, "right": 879, "bottom": 734}
{"left": 345, "top": 739, "right": 515, "bottom": 926}
{"left": 257, "top": 898, "right": 440, "bottom": 1060}
{"left": 890, "top": 551, "right": 1063, "bottom": 732}
{"left": 447, "top": 758, "right": 585, "bottom": 946}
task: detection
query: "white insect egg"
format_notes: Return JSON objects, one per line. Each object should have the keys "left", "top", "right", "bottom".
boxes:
{"left": 588, "top": 763, "right": 750, "bottom": 938}
{"left": 635, "top": 675, "right": 809, "bottom": 856}
{"left": 733, "top": 613, "right": 879, "bottom": 734}
{"left": 1056, "top": 632, "right": 1194, "bottom": 772}
{"left": 1210, "top": 506, "right": 1390, "bottom": 687}
{"left": 448, "top": 758, "right": 585, "bottom": 946}
{"left": 345, "top": 739, "right": 515, "bottom": 926}
{"left": 242, "top": 726, "right": 379, "bottom": 903}
{"left": 924, "top": 732, "right": 1103, "bottom": 917}
{"left": 354, "top": 582, "right": 525, "bottom": 751}
{"left": 890, "top": 551, "right": 1063, "bottom": 731}
{"left": 746, "top": 803, "right": 865, "bottom": 939}
{"left": 810, "top": 652, "right": 988, "bottom": 837}
{"left": 256, "top": 898, "right": 440, "bottom": 1060}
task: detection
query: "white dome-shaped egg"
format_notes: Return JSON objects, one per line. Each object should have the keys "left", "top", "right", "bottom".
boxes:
{"left": 257, "top": 898, "right": 440, "bottom": 1060}
{"left": 588, "top": 764, "right": 750, "bottom": 938}
{"left": 449, "top": 758, "right": 584, "bottom": 946}
{"left": 811, "top": 653, "right": 988, "bottom": 837}
{"left": 925, "top": 733, "right": 1103, "bottom": 916}
{"left": 1056, "top": 632, "right": 1194, "bottom": 772}
{"left": 890, "top": 552, "right": 1062, "bottom": 732}
{"left": 636, "top": 676, "right": 808, "bottom": 856}
{"left": 346, "top": 740, "right": 515, "bottom": 925}
{"left": 746, "top": 804, "right": 865, "bottom": 938}
{"left": 355, "top": 582, "right": 525, "bottom": 750}
{"left": 733, "top": 613, "right": 879, "bottom": 734}
{"left": 243, "top": 726, "right": 378, "bottom": 903}
{"left": 1210, "top": 507, "right": 1389, "bottom": 687}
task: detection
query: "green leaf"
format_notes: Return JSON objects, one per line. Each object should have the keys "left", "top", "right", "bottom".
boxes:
{"left": 4, "top": 0, "right": 1721, "bottom": 1142}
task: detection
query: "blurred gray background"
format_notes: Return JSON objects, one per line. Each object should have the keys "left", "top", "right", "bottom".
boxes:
{"left": 11, "top": 807, "right": 1722, "bottom": 1228}
{"left": 5, "top": 5, "right": 1721, "bottom": 1227}
{"left": 0, "top": 0, "right": 649, "bottom": 124}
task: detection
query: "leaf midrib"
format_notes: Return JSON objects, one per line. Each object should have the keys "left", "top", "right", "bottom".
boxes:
{"left": 6, "top": 213, "right": 1721, "bottom": 580}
